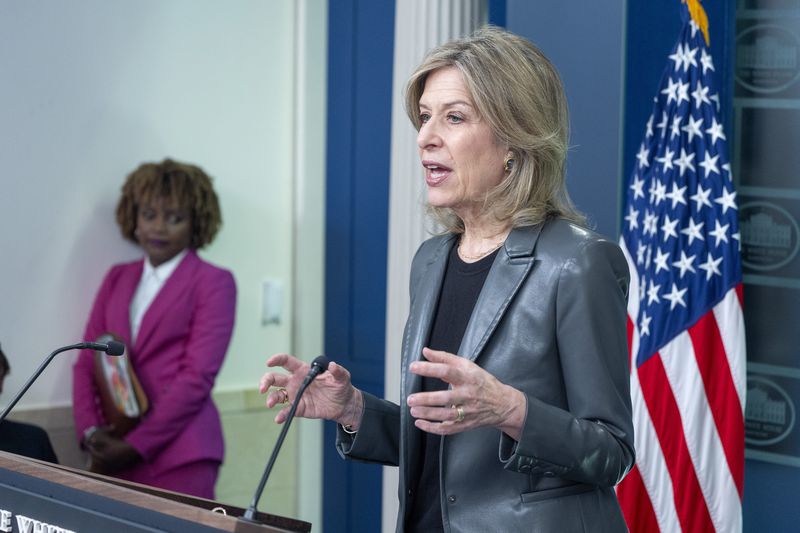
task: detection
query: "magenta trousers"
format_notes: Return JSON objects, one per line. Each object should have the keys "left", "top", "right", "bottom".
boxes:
{"left": 117, "top": 459, "right": 220, "bottom": 500}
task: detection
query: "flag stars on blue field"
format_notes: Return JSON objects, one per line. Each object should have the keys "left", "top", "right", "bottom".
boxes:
{"left": 637, "top": 144, "right": 650, "bottom": 168}
{"left": 672, "top": 250, "right": 697, "bottom": 278}
{"left": 666, "top": 182, "right": 688, "bottom": 209}
{"left": 663, "top": 283, "right": 688, "bottom": 311}
{"left": 669, "top": 42, "right": 698, "bottom": 72}
{"left": 699, "top": 253, "right": 723, "bottom": 281}
{"left": 660, "top": 215, "right": 679, "bottom": 241}
{"left": 690, "top": 184, "right": 712, "bottom": 211}
{"left": 673, "top": 148, "right": 695, "bottom": 176}
{"left": 647, "top": 279, "right": 661, "bottom": 305}
{"left": 709, "top": 220, "right": 730, "bottom": 247}
{"left": 698, "top": 151, "right": 720, "bottom": 178}
{"left": 677, "top": 80, "right": 691, "bottom": 105}
{"left": 706, "top": 118, "right": 726, "bottom": 144}
{"left": 670, "top": 116, "right": 682, "bottom": 139}
{"left": 715, "top": 187, "right": 738, "bottom": 214}
{"left": 637, "top": 241, "right": 647, "bottom": 265}
{"left": 650, "top": 179, "right": 667, "bottom": 205}
{"left": 656, "top": 111, "right": 669, "bottom": 135}
{"left": 656, "top": 147, "right": 675, "bottom": 171}
{"left": 682, "top": 115, "right": 704, "bottom": 142}
{"left": 692, "top": 82, "right": 711, "bottom": 107}
{"left": 630, "top": 175, "right": 645, "bottom": 199}
{"left": 654, "top": 248, "right": 670, "bottom": 274}
{"left": 643, "top": 210, "right": 659, "bottom": 236}
{"left": 640, "top": 311, "right": 652, "bottom": 337}
{"left": 680, "top": 218, "right": 705, "bottom": 245}
{"left": 662, "top": 78, "right": 680, "bottom": 104}
{"left": 700, "top": 47, "right": 714, "bottom": 74}
{"left": 622, "top": 15, "right": 742, "bottom": 361}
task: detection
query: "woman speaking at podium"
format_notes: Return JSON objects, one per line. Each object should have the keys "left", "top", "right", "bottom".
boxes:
{"left": 72, "top": 159, "right": 236, "bottom": 499}
{"left": 260, "top": 27, "right": 634, "bottom": 532}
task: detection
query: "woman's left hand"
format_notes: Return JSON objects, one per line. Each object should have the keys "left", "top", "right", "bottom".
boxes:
{"left": 407, "top": 347, "right": 526, "bottom": 440}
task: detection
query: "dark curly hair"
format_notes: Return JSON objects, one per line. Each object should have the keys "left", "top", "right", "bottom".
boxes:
{"left": 116, "top": 159, "right": 222, "bottom": 249}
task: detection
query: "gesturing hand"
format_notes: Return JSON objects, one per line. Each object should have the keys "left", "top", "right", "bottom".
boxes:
{"left": 259, "top": 353, "right": 363, "bottom": 428}
{"left": 407, "top": 347, "right": 526, "bottom": 440}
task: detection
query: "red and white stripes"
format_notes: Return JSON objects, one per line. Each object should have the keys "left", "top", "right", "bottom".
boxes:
{"left": 618, "top": 240, "right": 745, "bottom": 533}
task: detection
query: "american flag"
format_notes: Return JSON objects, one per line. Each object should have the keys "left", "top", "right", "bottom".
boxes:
{"left": 616, "top": 5, "right": 747, "bottom": 533}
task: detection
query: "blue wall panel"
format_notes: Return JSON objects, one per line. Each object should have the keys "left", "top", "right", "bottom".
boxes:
{"left": 324, "top": 1, "right": 395, "bottom": 532}
{"left": 505, "top": 0, "right": 625, "bottom": 238}
{"left": 488, "top": 0, "right": 506, "bottom": 27}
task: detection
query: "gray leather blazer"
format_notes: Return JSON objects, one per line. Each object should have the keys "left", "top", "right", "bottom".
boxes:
{"left": 337, "top": 219, "right": 635, "bottom": 532}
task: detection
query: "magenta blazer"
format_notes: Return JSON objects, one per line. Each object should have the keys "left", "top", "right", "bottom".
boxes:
{"left": 72, "top": 250, "right": 236, "bottom": 481}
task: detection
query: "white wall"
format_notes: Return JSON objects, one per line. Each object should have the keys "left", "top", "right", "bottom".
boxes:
{"left": 0, "top": 0, "right": 303, "bottom": 406}
{"left": 0, "top": 0, "right": 328, "bottom": 524}
{"left": 291, "top": 0, "right": 327, "bottom": 529}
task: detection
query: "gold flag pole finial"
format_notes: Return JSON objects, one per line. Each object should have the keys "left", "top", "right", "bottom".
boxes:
{"left": 683, "top": 0, "right": 710, "bottom": 45}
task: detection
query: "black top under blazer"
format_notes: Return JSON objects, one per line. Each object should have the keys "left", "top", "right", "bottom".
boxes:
{"left": 337, "top": 219, "right": 635, "bottom": 533}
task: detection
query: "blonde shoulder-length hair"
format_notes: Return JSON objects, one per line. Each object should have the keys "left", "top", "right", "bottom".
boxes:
{"left": 405, "top": 26, "right": 586, "bottom": 233}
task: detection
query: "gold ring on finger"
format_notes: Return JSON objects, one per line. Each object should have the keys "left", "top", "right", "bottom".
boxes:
{"left": 276, "top": 388, "right": 290, "bottom": 404}
{"left": 452, "top": 404, "right": 465, "bottom": 423}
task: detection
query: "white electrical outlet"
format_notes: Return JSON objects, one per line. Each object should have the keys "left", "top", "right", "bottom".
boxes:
{"left": 261, "top": 280, "right": 283, "bottom": 325}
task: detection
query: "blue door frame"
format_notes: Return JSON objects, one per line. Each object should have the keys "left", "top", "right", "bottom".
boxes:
{"left": 324, "top": 1, "right": 395, "bottom": 531}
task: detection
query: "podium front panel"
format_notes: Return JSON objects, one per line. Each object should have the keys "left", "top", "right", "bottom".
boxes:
{"left": 1, "top": 467, "right": 227, "bottom": 532}
{"left": 0, "top": 452, "right": 309, "bottom": 532}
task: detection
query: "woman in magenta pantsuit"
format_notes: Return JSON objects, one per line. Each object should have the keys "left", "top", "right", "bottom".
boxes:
{"left": 72, "top": 159, "right": 236, "bottom": 498}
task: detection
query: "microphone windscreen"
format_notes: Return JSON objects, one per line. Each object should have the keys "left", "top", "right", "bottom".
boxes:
{"left": 106, "top": 340, "right": 126, "bottom": 356}
{"left": 311, "top": 355, "right": 330, "bottom": 372}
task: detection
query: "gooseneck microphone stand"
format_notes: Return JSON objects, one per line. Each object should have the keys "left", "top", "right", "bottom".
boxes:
{"left": 0, "top": 341, "right": 124, "bottom": 423}
{"left": 242, "top": 356, "right": 330, "bottom": 523}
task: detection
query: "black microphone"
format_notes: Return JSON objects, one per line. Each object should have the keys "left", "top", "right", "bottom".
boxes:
{"left": 0, "top": 341, "right": 126, "bottom": 422}
{"left": 83, "top": 340, "right": 126, "bottom": 356}
{"left": 242, "top": 355, "right": 330, "bottom": 522}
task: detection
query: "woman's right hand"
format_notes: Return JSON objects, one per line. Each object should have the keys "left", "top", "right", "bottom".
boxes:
{"left": 85, "top": 426, "right": 142, "bottom": 474}
{"left": 259, "top": 353, "right": 363, "bottom": 428}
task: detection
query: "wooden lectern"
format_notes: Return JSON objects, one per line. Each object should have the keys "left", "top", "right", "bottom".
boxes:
{"left": 0, "top": 451, "right": 311, "bottom": 532}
